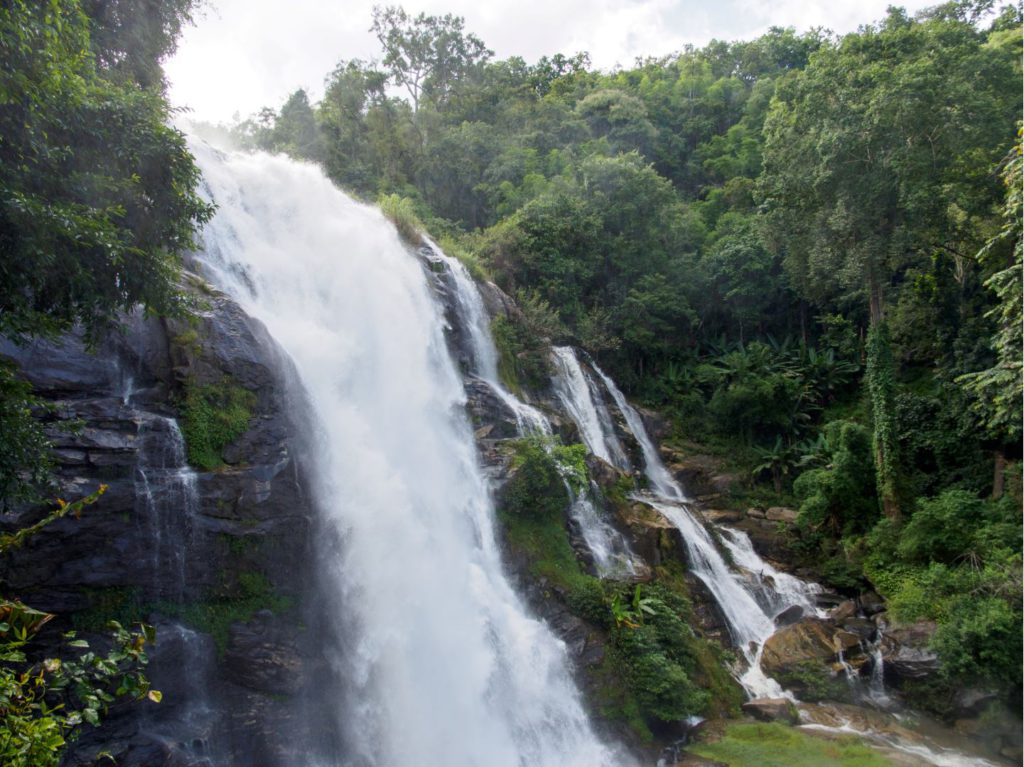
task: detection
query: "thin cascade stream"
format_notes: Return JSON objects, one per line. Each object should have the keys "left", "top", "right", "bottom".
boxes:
{"left": 588, "top": 358, "right": 821, "bottom": 697}
{"left": 433, "top": 257, "right": 638, "bottom": 578}
{"left": 190, "top": 143, "right": 627, "bottom": 767}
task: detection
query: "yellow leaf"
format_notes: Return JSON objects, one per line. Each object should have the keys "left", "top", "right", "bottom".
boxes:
{"left": 147, "top": 689, "right": 162, "bottom": 703}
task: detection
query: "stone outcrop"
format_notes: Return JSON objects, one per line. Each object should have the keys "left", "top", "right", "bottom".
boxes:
{"left": 0, "top": 277, "right": 319, "bottom": 766}
{"left": 741, "top": 697, "right": 799, "bottom": 725}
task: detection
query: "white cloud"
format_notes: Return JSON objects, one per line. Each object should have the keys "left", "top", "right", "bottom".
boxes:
{"left": 166, "top": 0, "right": 940, "bottom": 123}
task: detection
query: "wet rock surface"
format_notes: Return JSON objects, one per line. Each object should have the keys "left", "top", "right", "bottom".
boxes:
{"left": 1, "top": 280, "right": 318, "bottom": 766}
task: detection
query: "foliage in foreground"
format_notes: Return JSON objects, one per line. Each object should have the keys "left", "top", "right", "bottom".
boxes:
{"left": 0, "top": 490, "right": 158, "bottom": 767}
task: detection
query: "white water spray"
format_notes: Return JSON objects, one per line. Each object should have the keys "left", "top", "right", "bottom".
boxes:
{"left": 432, "top": 245, "right": 551, "bottom": 436}
{"left": 551, "top": 347, "right": 629, "bottom": 469}
{"left": 192, "top": 144, "right": 625, "bottom": 767}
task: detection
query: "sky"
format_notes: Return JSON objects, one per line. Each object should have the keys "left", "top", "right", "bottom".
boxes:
{"left": 166, "top": 0, "right": 942, "bottom": 123}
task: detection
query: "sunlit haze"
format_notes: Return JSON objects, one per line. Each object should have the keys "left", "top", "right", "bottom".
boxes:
{"left": 167, "top": 0, "right": 942, "bottom": 123}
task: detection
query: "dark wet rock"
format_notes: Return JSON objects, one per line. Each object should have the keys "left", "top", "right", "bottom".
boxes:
{"left": 742, "top": 697, "right": 799, "bottom": 725}
{"left": 857, "top": 591, "right": 886, "bottom": 616}
{"left": 1, "top": 280, "right": 317, "bottom": 767}
{"left": 880, "top": 621, "right": 941, "bottom": 683}
{"left": 774, "top": 604, "right": 805, "bottom": 627}
{"left": 464, "top": 378, "right": 520, "bottom": 441}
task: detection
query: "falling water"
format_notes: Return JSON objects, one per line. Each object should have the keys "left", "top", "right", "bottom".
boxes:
{"left": 588, "top": 358, "right": 822, "bottom": 696}
{"left": 191, "top": 144, "right": 626, "bottom": 767}
{"left": 432, "top": 245, "right": 551, "bottom": 436}
{"left": 590, "top": 365, "right": 684, "bottom": 502}
{"left": 134, "top": 415, "right": 199, "bottom": 600}
{"left": 433, "top": 258, "right": 639, "bottom": 577}
{"left": 550, "top": 347, "right": 629, "bottom": 470}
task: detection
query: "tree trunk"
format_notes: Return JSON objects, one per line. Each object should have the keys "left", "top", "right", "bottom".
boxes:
{"left": 866, "top": 320, "right": 900, "bottom": 520}
{"left": 992, "top": 450, "right": 1006, "bottom": 500}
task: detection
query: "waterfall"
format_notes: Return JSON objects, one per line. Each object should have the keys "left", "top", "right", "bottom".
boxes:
{"left": 587, "top": 357, "right": 821, "bottom": 697}
{"left": 432, "top": 245, "right": 551, "bottom": 436}
{"left": 122, "top": 370, "right": 220, "bottom": 764}
{"left": 134, "top": 415, "right": 198, "bottom": 600}
{"left": 590, "top": 364, "right": 684, "bottom": 502}
{"left": 433, "top": 259, "right": 638, "bottom": 578}
{"left": 550, "top": 347, "right": 629, "bottom": 470}
{"left": 191, "top": 144, "right": 626, "bottom": 767}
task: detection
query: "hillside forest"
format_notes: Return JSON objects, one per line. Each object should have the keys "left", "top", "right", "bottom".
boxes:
{"left": 0, "top": 0, "right": 1021, "bottom": 762}
{"left": 234, "top": 0, "right": 1023, "bottom": 709}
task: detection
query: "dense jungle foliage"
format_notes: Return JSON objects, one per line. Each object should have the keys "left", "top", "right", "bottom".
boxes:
{"left": 237, "top": 0, "right": 1022, "bottom": 706}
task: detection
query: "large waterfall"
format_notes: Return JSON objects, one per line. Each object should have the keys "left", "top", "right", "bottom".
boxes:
{"left": 191, "top": 145, "right": 626, "bottom": 767}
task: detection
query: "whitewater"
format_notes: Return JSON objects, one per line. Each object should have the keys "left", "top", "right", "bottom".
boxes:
{"left": 190, "top": 143, "right": 628, "bottom": 767}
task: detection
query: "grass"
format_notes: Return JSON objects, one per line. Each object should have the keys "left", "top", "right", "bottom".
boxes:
{"left": 689, "top": 722, "right": 902, "bottom": 767}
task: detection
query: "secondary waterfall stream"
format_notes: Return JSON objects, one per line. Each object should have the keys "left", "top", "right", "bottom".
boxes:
{"left": 191, "top": 144, "right": 626, "bottom": 767}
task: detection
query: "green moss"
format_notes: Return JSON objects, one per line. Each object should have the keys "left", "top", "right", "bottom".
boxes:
{"left": 773, "top": 660, "right": 851, "bottom": 703}
{"left": 72, "top": 587, "right": 145, "bottom": 633}
{"left": 72, "top": 576, "right": 290, "bottom": 657}
{"left": 180, "top": 379, "right": 256, "bottom": 470}
{"left": 690, "top": 722, "right": 902, "bottom": 767}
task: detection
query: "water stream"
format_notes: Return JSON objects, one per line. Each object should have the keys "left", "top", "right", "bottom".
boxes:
{"left": 192, "top": 144, "right": 626, "bottom": 767}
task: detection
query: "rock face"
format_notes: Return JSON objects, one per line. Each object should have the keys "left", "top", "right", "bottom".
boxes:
{"left": 880, "top": 621, "right": 942, "bottom": 684}
{"left": 760, "top": 618, "right": 867, "bottom": 701}
{"left": 0, "top": 280, "right": 320, "bottom": 766}
{"left": 741, "top": 697, "right": 799, "bottom": 725}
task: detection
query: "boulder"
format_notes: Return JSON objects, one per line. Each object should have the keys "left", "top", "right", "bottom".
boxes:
{"left": 742, "top": 697, "right": 799, "bottom": 725}
{"left": 880, "top": 621, "right": 941, "bottom": 684}
{"left": 829, "top": 599, "right": 858, "bottom": 622}
{"left": 761, "top": 618, "right": 869, "bottom": 680}
{"left": 765, "top": 506, "right": 798, "bottom": 524}
{"left": 613, "top": 501, "right": 684, "bottom": 568}
{"left": 774, "top": 604, "right": 805, "bottom": 627}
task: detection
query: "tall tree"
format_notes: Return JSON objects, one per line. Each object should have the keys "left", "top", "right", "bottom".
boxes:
{"left": 370, "top": 5, "right": 492, "bottom": 114}
{"left": 758, "top": 9, "right": 1019, "bottom": 517}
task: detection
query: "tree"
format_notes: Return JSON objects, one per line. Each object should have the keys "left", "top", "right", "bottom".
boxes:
{"left": 370, "top": 5, "right": 492, "bottom": 113}
{"left": 0, "top": 0, "right": 213, "bottom": 343}
{"left": 81, "top": 0, "right": 204, "bottom": 89}
{"left": 759, "top": 10, "right": 1019, "bottom": 325}
{"left": 958, "top": 133, "right": 1023, "bottom": 478}
{"left": 759, "top": 11, "right": 1019, "bottom": 517}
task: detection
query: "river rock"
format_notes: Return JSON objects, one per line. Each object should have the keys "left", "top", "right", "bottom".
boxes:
{"left": 614, "top": 501, "right": 685, "bottom": 567}
{"left": 761, "top": 618, "right": 869, "bottom": 683}
{"left": 741, "top": 697, "right": 799, "bottom": 725}
{"left": 829, "top": 599, "right": 858, "bottom": 622}
{"left": 765, "top": 506, "right": 798, "bottom": 524}
{"left": 880, "top": 621, "right": 941, "bottom": 683}
{"left": 774, "top": 604, "right": 805, "bottom": 627}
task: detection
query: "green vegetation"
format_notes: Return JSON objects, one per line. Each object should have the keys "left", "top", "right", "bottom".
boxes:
{"left": 690, "top": 722, "right": 902, "bottom": 767}
{"left": 378, "top": 193, "right": 426, "bottom": 245}
{"left": 73, "top": 572, "right": 292, "bottom": 657}
{"left": 497, "top": 438, "right": 741, "bottom": 739}
{"left": 180, "top": 379, "right": 257, "bottom": 470}
{"left": 236, "top": 0, "right": 1021, "bottom": 707}
{"left": 1, "top": 492, "right": 157, "bottom": 767}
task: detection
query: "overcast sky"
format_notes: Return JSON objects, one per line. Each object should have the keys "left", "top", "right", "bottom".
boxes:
{"left": 166, "top": 0, "right": 942, "bottom": 123}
